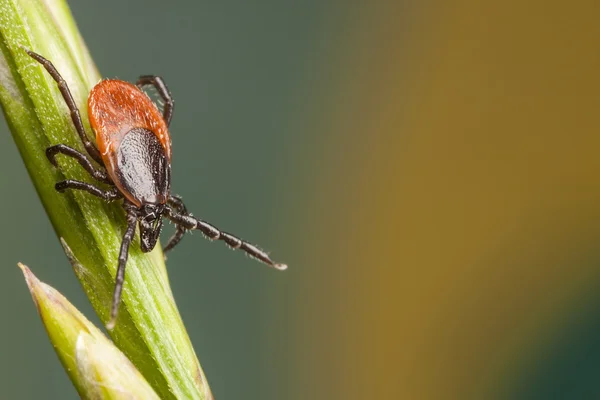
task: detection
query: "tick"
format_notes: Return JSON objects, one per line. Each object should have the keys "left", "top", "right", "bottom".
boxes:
{"left": 26, "top": 50, "right": 287, "bottom": 329}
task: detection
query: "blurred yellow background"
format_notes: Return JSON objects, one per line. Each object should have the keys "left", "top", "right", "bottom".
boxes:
{"left": 283, "top": 1, "right": 600, "bottom": 399}
{"left": 1, "top": 0, "right": 599, "bottom": 399}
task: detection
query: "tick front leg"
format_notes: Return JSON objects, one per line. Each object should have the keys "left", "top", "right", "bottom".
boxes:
{"left": 47, "top": 144, "right": 112, "bottom": 184}
{"left": 55, "top": 180, "right": 121, "bottom": 201}
{"left": 163, "top": 195, "right": 188, "bottom": 254}
{"left": 166, "top": 206, "right": 287, "bottom": 270}
{"left": 163, "top": 227, "right": 185, "bottom": 254}
{"left": 106, "top": 206, "right": 138, "bottom": 330}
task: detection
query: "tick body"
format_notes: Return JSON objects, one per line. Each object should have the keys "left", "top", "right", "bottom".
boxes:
{"left": 26, "top": 50, "right": 287, "bottom": 329}
{"left": 90, "top": 80, "right": 172, "bottom": 208}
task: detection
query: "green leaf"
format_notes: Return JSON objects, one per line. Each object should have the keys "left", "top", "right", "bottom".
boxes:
{"left": 0, "top": 0, "right": 212, "bottom": 398}
{"left": 20, "top": 263, "right": 161, "bottom": 400}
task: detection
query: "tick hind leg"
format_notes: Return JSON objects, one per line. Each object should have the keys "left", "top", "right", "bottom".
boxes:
{"left": 136, "top": 75, "right": 174, "bottom": 126}
{"left": 25, "top": 50, "right": 103, "bottom": 164}
{"left": 47, "top": 144, "right": 112, "bottom": 184}
{"left": 165, "top": 205, "right": 287, "bottom": 270}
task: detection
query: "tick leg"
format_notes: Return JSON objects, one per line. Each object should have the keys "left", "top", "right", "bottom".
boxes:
{"left": 136, "top": 75, "right": 174, "bottom": 126}
{"left": 47, "top": 144, "right": 112, "bottom": 184}
{"left": 165, "top": 206, "right": 287, "bottom": 270}
{"left": 55, "top": 180, "right": 121, "bottom": 201}
{"left": 168, "top": 195, "right": 187, "bottom": 213}
{"left": 163, "top": 195, "right": 188, "bottom": 253}
{"left": 25, "top": 50, "right": 103, "bottom": 164}
{"left": 163, "top": 228, "right": 185, "bottom": 254}
{"left": 106, "top": 205, "right": 138, "bottom": 330}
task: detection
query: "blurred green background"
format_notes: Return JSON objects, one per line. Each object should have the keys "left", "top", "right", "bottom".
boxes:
{"left": 2, "top": 0, "right": 600, "bottom": 399}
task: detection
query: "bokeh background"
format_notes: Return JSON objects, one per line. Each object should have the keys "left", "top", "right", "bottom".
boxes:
{"left": 1, "top": 0, "right": 600, "bottom": 399}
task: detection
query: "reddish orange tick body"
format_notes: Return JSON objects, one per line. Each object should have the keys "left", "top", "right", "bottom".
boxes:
{"left": 26, "top": 50, "right": 287, "bottom": 329}
{"left": 89, "top": 80, "right": 172, "bottom": 206}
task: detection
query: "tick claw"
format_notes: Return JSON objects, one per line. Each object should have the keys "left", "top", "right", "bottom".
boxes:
{"left": 45, "top": 151, "right": 58, "bottom": 167}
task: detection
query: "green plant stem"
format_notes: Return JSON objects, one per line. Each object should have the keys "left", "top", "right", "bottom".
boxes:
{"left": 0, "top": 0, "right": 212, "bottom": 398}
{"left": 20, "top": 263, "right": 161, "bottom": 400}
